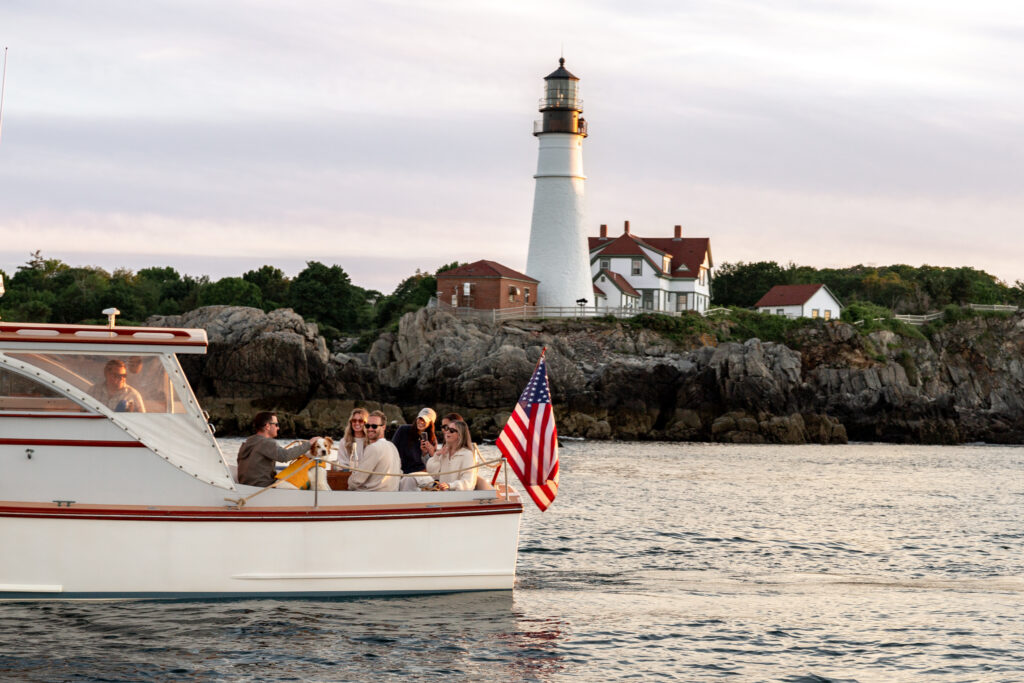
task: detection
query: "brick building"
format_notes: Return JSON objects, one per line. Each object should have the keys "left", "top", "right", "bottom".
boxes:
{"left": 436, "top": 260, "right": 540, "bottom": 310}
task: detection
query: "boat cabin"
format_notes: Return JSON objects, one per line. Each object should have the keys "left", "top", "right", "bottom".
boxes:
{"left": 0, "top": 321, "right": 236, "bottom": 505}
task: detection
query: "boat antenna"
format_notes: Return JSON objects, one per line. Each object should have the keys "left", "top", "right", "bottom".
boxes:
{"left": 0, "top": 47, "right": 7, "bottom": 146}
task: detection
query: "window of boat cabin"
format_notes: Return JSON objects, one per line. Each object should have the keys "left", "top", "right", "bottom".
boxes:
{"left": 6, "top": 353, "right": 187, "bottom": 413}
{"left": 0, "top": 365, "right": 89, "bottom": 413}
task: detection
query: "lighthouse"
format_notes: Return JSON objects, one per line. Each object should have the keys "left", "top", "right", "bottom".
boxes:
{"left": 525, "top": 58, "right": 592, "bottom": 309}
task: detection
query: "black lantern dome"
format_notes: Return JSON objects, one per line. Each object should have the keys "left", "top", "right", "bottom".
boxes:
{"left": 534, "top": 58, "right": 587, "bottom": 137}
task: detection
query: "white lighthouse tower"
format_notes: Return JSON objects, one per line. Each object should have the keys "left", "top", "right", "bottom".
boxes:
{"left": 525, "top": 58, "right": 592, "bottom": 309}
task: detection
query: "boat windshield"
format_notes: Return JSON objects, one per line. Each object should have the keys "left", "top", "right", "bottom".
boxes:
{"left": 6, "top": 353, "right": 187, "bottom": 414}
{"left": 0, "top": 365, "right": 90, "bottom": 413}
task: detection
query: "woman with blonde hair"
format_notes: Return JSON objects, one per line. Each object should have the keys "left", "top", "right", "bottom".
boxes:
{"left": 426, "top": 419, "right": 477, "bottom": 491}
{"left": 339, "top": 407, "right": 369, "bottom": 468}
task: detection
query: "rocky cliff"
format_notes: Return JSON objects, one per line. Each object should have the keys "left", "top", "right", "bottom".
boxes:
{"left": 149, "top": 306, "right": 1024, "bottom": 444}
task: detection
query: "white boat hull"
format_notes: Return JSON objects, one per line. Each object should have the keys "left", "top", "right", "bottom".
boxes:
{"left": 0, "top": 500, "right": 522, "bottom": 599}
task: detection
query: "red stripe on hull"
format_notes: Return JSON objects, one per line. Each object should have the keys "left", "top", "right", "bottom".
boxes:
{"left": 0, "top": 502, "right": 523, "bottom": 522}
{"left": 0, "top": 414, "right": 106, "bottom": 419}
{"left": 0, "top": 438, "right": 145, "bottom": 448}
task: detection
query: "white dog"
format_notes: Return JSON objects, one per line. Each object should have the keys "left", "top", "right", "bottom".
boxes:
{"left": 276, "top": 437, "right": 337, "bottom": 491}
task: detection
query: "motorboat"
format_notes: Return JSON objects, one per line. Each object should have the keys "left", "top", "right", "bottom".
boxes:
{"left": 0, "top": 318, "right": 522, "bottom": 599}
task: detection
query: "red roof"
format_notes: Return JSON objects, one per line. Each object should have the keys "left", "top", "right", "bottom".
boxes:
{"left": 594, "top": 268, "right": 639, "bottom": 297}
{"left": 593, "top": 284, "right": 606, "bottom": 298}
{"left": 437, "top": 259, "right": 538, "bottom": 283}
{"left": 589, "top": 232, "right": 711, "bottom": 278}
{"left": 754, "top": 284, "right": 826, "bottom": 307}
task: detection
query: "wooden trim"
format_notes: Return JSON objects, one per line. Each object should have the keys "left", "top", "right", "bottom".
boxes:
{"left": 0, "top": 501, "right": 524, "bottom": 522}
{"left": 0, "top": 336, "right": 206, "bottom": 347}
{"left": 0, "top": 438, "right": 146, "bottom": 448}
{"left": 0, "top": 414, "right": 105, "bottom": 419}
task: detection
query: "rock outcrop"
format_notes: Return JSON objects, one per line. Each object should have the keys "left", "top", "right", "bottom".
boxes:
{"left": 149, "top": 306, "right": 1024, "bottom": 444}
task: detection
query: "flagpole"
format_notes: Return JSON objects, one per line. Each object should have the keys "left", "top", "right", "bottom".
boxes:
{"left": 492, "top": 347, "right": 548, "bottom": 486}
{"left": 0, "top": 47, "right": 7, "bottom": 146}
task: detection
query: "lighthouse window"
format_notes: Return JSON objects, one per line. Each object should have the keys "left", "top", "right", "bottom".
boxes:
{"left": 631, "top": 259, "right": 642, "bottom": 276}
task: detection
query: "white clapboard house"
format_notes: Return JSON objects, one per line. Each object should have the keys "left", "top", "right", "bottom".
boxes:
{"left": 755, "top": 283, "right": 843, "bottom": 320}
{"left": 588, "top": 222, "right": 713, "bottom": 313}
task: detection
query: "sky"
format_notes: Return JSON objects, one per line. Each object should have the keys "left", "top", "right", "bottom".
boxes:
{"left": 1, "top": 0, "right": 1023, "bottom": 294}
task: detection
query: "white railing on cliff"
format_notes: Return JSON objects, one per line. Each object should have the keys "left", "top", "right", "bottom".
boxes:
{"left": 426, "top": 298, "right": 1018, "bottom": 325}
{"left": 427, "top": 298, "right": 721, "bottom": 323}
{"left": 894, "top": 304, "right": 1019, "bottom": 325}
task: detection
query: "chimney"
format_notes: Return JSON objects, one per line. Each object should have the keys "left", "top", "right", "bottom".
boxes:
{"left": 600, "top": 224, "right": 608, "bottom": 238}
{"left": 674, "top": 224, "right": 682, "bottom": 239}
{"left": 624, "top": 220, "right": 630, "bottom": 235}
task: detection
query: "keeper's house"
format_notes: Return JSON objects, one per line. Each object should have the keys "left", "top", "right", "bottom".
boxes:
{"left": 589, "top": 221, "right": 713, "bottom": 313}
{"left": 436, "top": 260, "right": 539, "bottom": 310}
{"left": 755, "top": 283, "right": 843, "bottom": 320}
{"left": 592, "top": 269, "right": 640, "bottom": 309}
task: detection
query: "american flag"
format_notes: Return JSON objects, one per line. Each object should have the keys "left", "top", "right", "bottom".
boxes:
{"left": 496, "top": 350, "right": 559, "bottom": 511}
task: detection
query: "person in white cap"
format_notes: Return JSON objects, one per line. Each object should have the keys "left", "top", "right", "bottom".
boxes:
{"left": 391, "top": 407, "right": 438, "bottom": 473}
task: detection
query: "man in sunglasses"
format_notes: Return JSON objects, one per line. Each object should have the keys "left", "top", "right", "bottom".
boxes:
{"left": 348, "top": 410, "right": 401, "bottom": 492}
{"left": 237, "top": 411, "right": 321, "bottom": 487}
{"left": 88, "top": 359, "right": 146, "bottom": 412}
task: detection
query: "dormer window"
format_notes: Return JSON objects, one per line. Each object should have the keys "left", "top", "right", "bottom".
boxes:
{"left": 662, "top": 255, "right": 671, "bottom": 273}
{"left": 600, "top": 258, "right": 610, "bottom": 270}
{"left": 631, "top": 258, "right": 642, "bottom": 276}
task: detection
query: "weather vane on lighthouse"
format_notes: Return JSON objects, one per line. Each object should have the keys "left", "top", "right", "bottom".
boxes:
{"left": 525, "top": 57, "right": 592, "bottom": 309}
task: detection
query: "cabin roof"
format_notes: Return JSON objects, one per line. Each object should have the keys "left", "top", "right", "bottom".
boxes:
{"left": 0, "top": 322, "right": 207, "bottom": 354}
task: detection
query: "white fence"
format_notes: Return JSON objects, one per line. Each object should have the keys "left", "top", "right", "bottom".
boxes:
{"left": 893, "top": 312, "right": 944, "bottom": 325}
{"left": 429, "top": 298, "right": 718, "bottom": 323}
{"left": 894, "top": 304, "right": 1019, "bottom": 326}
{"left": 428, "top": 298, "right": 1018, "bottom": 326}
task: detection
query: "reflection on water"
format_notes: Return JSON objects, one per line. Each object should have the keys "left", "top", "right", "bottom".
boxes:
{"left": 2, "top": 441, "right": 1023, "bottom": 680}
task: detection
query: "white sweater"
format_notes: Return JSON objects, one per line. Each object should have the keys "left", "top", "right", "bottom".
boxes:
{"left": 425, "top": 447, "right": 477, "bottom": 491}
{"left": 348, "top": 439, "right": 400, "bottom": 492}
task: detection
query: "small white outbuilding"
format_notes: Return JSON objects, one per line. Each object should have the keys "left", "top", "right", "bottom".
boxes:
{"left": 755, "top": 284, "right": 843, "bottom": 320}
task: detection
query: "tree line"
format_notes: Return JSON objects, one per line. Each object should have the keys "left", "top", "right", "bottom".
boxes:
{"left": 711, "top": 261, "right": 1024, "bottom": 313}
{"left": 0, "top": 251, "right": 459, "bottom": 342}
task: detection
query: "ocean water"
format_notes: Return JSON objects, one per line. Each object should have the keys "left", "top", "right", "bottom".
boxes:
{"left": 1, "top": 441, "right": 1022, "bottom": 681}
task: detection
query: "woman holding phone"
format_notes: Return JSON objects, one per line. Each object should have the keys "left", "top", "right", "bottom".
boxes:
{"left": 391, "top": 407, "right": 438, "bottom": 473}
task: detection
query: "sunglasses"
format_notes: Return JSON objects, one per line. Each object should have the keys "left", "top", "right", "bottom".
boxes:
{"left": 109, "top": 372, "right": 127, "bottom": 378}
{"left": 443, "top": 426, "right": 458, "bottom": 434}
{"left": 350, "top": 419, "right": 365, "bottom": 424}
{"left": 365, "top": 423, "right": 384, "bottom": 430}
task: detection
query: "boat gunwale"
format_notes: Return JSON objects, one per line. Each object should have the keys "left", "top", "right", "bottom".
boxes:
{"left": 0, "top": 499, "right": 524, "bottom": 522}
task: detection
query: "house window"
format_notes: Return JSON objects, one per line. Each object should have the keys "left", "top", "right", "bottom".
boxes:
{"left": 699, "top": 268, "right": 706, "bottom": 286}
{"left": 677, "top": 293, "right": 688, "bottom": 311}
{"left": 776, "top": 309, "right": 784, "bottom": 316}
{"left": 632, "top": 258, "right": 642, "bottom": 276}
{"left": 824, "top": 310, "right": 831, "bottom": 321}
{"left": 525, "top": 288, "right": 530, "bottom": 304}
{"left": 600, "top": 258, "right": 610, "bottom": 270}
{"left": 508, "top": 285, "right": 519, "bottom": 303}
{"left": 662, "top": 255, "right": 671, "bottom": 273}
{"left": 811, "top": 309, "right": 819, "bottom": 319}
{"left": 642, "top": 290, "right": 654, "bottom": 310}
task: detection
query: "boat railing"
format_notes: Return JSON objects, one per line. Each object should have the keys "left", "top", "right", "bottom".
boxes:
{"left": 226, "top": 454, "right": 512, "bottom": 509}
